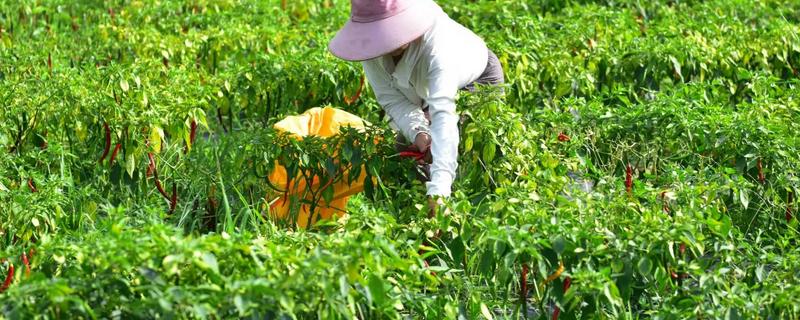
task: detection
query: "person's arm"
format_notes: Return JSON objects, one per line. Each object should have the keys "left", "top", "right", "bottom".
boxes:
{"left": 424, "top": 63, "right": 461, "bottom": 197}
{"left": 362, "top": 60, "right": 430, "bottom": 144}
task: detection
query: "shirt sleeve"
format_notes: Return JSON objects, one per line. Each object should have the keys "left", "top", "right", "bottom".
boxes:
{"left": 362, "top": 60, "right": 430, "bottom": 143}
{"left": 424, "top": 61, "right": 461, "bottom": 197}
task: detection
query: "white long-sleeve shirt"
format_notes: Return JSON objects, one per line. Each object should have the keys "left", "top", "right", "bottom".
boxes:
{"left": 362, "top": 8, "right": 488, "bottom": 197}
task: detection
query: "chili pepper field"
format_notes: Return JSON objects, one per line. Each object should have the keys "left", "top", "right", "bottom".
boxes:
{"left": 1, "top": 0, "right": 800, "bottom": 318}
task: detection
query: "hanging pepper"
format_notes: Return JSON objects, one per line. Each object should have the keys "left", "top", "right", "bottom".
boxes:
{"left": 146, "top": 160, "right": 155, "bottom": 177}
{"left": 541, "top": 261, "right": 565, "bottom": 290}
{"left": 184, "top": 120, "right": 197, "bottom": 154}
{"left": 520, "top": 263, "right": 529, "bottom": 305}
{"left": 27, "top": 178, "right": 37, "bottom": 193}
{"left": 169, "top": 182, "right": 177, "bottom": 213}
{"left": 148, "top": 153, "right": 170, "bottom": 200}
{"left": 190, "top": 120, "right": 197, "bottom": 143}
{"left": 552, "top": 276, "right": 572, "bottom": 320}
{"left": 0, "top": 263, "right": 13, "bottom": 293}
{"left": 21, "top": 252, "right": 30, "bottom": 277}
{"left": 625, "top": 165, "right": 633, "bottom": 195}
{"left": 109, "top": 143, "right": 121, "bottom": 167}
{"left": 757, "top": 159, "right": 765, "bottom": 184}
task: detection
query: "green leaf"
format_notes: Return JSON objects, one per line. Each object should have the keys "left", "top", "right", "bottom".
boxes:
{"left": 755, "top": 264, "right": 765, "bottom": 282}
{"left": 464, "top": 135, "right": 474, "bottom": 152}
{"left": 322, "top": 183, "right": 334, "bottom": 204}
{"left": 669, "top": 55, "right": 682, "bottom": 80}
{"left": 234, "top": 295, "right": 246, "bottom": 316}
{"left": 726, "top": 307, "right": 742, "bottom": 320}
{"left": 637, "top": 257, "right": 652, "bottom": 276}
{"left": 367, "top": 274, "right": 386, "bottom": 307}
{"left": 200, "top": 252, "right": 219, "bottom": 274}
{"left": 120, "top": 79, "right": 129, "bottom": 92}
{"left": 739, "top": 189, "right": 749, "bottom": 210}
{"left": 603, "top": 282, "right": 622, "bottom": 306}
{"left": 150, "top": 127, "right": 164, "bottom": 153}
{"left": 482, "top": 142, "right": 496, "bottom": 162}
{"left": 552, "top": 236, "right": 566, "bottom": 255}
{"left": 125, "top": 150, "right": 136, "bottom": 178}
{"left": 480, "top": 303, "right": 494, "bottom": 320}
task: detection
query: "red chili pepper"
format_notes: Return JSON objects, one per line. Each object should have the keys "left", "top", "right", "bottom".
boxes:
{"left": 552, "top": 276, "right": 572, "bottom": 320}
{"left": 344, "top": 75, "right": 365, "bottom": 105}
{"left": 109, "top": 143, "right": 121, "bottom": 167}
{"left": 184, "top": 120, "right": 198, "bottom": 154}
{"left": 190, "top": 120, "right": 197, "bottom": 143}
{"left": 661, "top": 191, "right": 670, "bottom": 215}
{"left": 557, "top": 132, "right": 570, "bottom": 142}
{"left": 0, "top": 263, "right": 13, "bottom": 293}
{"left": 398, "top": 151, "right": 426, "bottom": 161}
{"left": 47, "top": 52, "right": 52, "bottom": 75}
{"left": 108, "top": 7, "right": 115, "bottom": 20}
{"left": 520, "top": 263, "right": 529, "bottom": 304}
{"left": 679, "top": 243, "right": 686, "bottom": 256}
{"left": 21, "top": 252, "right": 30, "bottom": 277}
{"left": 162, "top": 56, "right": 169, "bottom": 68}
{"left": 169, "top": 182, "right": 177, "bottom": 213}
{"left": 625, "top": 165, "right": 633, "bottom": 195}
{"left": 552, "top": 305, "right": 560, "bottom": 320}
{"left": 757, "top": 159, "right": 765, "bottom": 184}
{"left": 27, "top": 178, "right": 37, "bottom": 193}
{"left": 155, "top": 175, "right": 168, "bottom": 199}
{"left": 146, "top": 160, "right": 154, "bottom": 177}
{"left": 148, "top": 153, "right": 170, "bottom": 200}
{"left": 99, "top": 122, "right": 111, "bottom": 163}
{"left": 787, "top": 192, "right": 794, "bottom": 222}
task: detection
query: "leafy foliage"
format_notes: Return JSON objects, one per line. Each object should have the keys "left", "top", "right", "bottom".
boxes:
{"left": 0, "top": 0, "right": 799, "bottom": 318}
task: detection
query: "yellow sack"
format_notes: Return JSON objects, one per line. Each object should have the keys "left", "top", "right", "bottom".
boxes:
{"left": 268, "top": 107, "right": 370, "bottom": 228}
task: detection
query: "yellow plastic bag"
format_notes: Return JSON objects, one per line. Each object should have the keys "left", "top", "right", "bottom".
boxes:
{"left": 268, "top": 107, "right": 370, "bottom": 228}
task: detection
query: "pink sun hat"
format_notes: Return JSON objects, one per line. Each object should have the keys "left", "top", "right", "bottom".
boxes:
{"left": 329, "top": 0, "right": 442, "bottom": 61}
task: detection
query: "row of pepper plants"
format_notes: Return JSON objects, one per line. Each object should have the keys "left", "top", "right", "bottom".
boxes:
{"left": 0, "top": 0, "right": 798, "bottom": 318}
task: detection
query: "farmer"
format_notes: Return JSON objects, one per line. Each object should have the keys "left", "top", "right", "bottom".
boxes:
{"left": 328, "top": 0, "right": 504, "bottom": 214}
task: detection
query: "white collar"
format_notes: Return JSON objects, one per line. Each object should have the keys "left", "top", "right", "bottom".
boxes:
{"left": 383, "top": 38, "right": 422, "bottom": 90}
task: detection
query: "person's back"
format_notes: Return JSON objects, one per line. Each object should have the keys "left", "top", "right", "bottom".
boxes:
{"left": 329, "top": 0, "right": 504, "bottom": 215}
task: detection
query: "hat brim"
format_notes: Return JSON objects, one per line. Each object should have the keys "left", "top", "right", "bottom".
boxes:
{"left": 328, "top": 0, "right": 441, "bottom": 62}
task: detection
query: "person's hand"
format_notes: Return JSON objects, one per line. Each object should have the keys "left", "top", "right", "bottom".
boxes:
{"left": 414, "top": 132, "right": 431, "bottom": 153}
{"left": 427, "top": 196, "right": 447, "bottom": 218}
{"left": 414, "top": 133, "right": 432, "bottom": 164}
